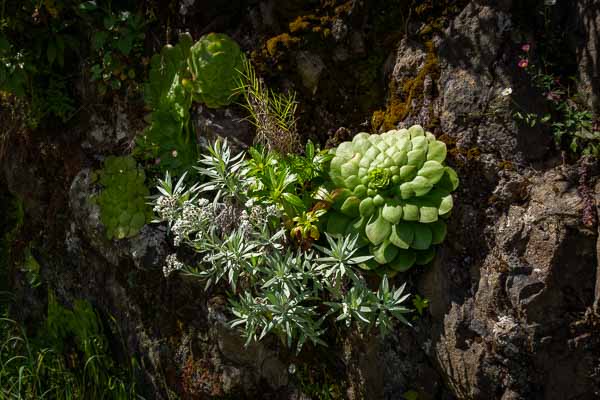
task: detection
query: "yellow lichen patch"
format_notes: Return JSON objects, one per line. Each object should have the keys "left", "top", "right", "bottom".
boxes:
{"left": 437, "top": 133, "right": 457, "bottom": 146}
{"left": 334, "top": 0, "right": 354, "bottom": 15}
{"left": 372, "top": 41, "right": 439, "bottom": 132}
{"left": 289, "top": 15, "right": 318, "bottom": 33}
{"left": 266, "top": 33, "right": 301, "bottom": 57}
{"left": 466, "top": 147, "right": 480, "bottom": 161}
{"left": 498, "top": 160, "right": 514, "bottom": 170}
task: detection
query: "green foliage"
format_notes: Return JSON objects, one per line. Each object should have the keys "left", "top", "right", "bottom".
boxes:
{"left": 96, "top": 156, "right": 152, "bottom": 240}
{"left": 326, "top": 125, "right": 459, "bottom": 274}
{"left": 0, "top": 293, "right": 142, "bottom": 399}
{"left": 21, "top": 246, "right": 41, "bottom": 289}
{"left": 82, "top": 4, "right": 147, "bottom": 96}
{"left": 193, "top": 139, "right": 331, "bottom": 230}
{"left": 196, "top": 138, "right": 248, "bottom": 203}
{"left": 552, "top": 100, "right": 598, "bottom": 157}
{"left": 152, "top": 140, "right": 413, "bottom": 353}
{"left": 135, "top": 33, "right": 196, "bottom": 178}
{"left": 0, "top": 1, "right": 77, "bottom": 125}
{"left": 235, "top": 58, "right": 301, "bottom": 154}
{"left": 188, "top": 33, "right": 245, "bottom": 108}
{"left": 412, "top": 294, "right": 429, "bottom": 317}
{"left": 144, "top": 33, "right": 192, "bottom": 113}
{"left": 511, "top": 4, "right": 599, "bottom": 158}
{"left": 0, "top": 1, "right": 149, "bottom": 127}
{"left": 291, "top": 209, "right": 327, "bottom": 245}
{"left": 294, "top": 363, "right": 344, "bottom": 400}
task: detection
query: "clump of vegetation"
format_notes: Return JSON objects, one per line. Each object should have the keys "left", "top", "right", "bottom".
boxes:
{"left": 94, "top": 155, "right": 152, "bottom": 240}
{"left": 512, "top": 42, "right": 599, "bottom": 157}
{"left": 236, "top": 59, "right": 302, "bottom": 154}
{"left": 82, "top": 3, "right": 148, "bottom": 96}
{"left": 135, "top": 32, "right": 197, "bottom": 178}
{"left": 153, "top": 138, "right": 413, "bottom": 353}
{"left": 188, "top": 33, "right": 246, "bottom": 108}
{"left": 0, "top": 1, "right": 150, "bottom": 128}
{"left": 0, "top": 293, "right": 142, "bottom": 399}
{"left": 135, "top": 32, "right": 249, "bottom": 178}
{"left": 326, "top": 125, "right": 458, "bottom": 273}
{"left": 508, "top": 2, "right": 599, "bottom": 157}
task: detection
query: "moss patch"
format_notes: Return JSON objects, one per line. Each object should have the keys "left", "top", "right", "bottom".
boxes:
{"left": 371, "top": 41, "right": 440, "bottom": 132}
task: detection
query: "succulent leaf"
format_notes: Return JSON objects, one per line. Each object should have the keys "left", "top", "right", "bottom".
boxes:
{"left": 326, "top": 212, "right": 352, "bottom": 236}
{"left": 389, "top": 223, "right": 413, "bottom": 249}
{"left": 373, "top": 239, "right": 399, "bottom": 264}
{"left": 389, "top": 249, "right": 417, "bottom": 272}
{"left": 365, "top": 210, "right": 391, "bottom": 245}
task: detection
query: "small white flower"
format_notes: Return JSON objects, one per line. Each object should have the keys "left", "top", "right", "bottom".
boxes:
{"left": 171, "top": 150, "right": 178, "bottom": 158}
{"left": 288, "top": 364, "right": 297, "bottom": 374}
{"left": 163, "top": 254, "right": 184, "bottom": 277}
{"left": 501, "top": 87, "right": 513, "bottom": 96}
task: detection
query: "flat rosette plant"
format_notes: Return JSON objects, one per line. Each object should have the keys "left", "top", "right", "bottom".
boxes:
{"left": 326, "top": 125, "right": 459, "bottom": 274}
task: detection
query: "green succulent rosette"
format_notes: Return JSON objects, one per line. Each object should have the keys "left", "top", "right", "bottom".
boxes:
{"left": 188, "top": 33, "right": 246, "bottom": 108}
{"left": 326, "top": 125, "right": 459, "bottom": 273}
{"left": 96, "top": 156, "right": 153, "bottom": 240}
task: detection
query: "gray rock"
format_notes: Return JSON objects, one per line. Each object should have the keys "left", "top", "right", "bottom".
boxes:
{"left": 571, "top": 0, "right": 600, "bottom": 113}
{"left": 68, "top": 168, "right": 167, "bottom": 269}
{"left": 296, "top": 51, "right": 326, "bottom": 95}
{"left": 194, "top": 105, "right": 253, "bottom": 152}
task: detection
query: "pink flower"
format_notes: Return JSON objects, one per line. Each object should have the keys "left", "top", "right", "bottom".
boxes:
{"left": 545, "top": 91, "right": 560, "bottom": 102}
{"left": 518, "top": 59, "right": 529, "bottom": 68}
{"left": 155, "top": 158, "right": 161, "bottom": 164}
{"left": 521, "top": 43, "right": 530, "bottom": 52}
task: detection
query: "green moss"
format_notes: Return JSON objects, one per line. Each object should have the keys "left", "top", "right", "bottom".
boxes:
{"left": 372, "top": 41, "right": 439, "bottom": 132}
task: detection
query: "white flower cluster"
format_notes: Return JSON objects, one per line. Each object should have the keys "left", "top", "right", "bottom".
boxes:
{"left": 163, "top": 253, "right": 184, "bottom": 277}
{"left": 153, "top": 194, "right": 180, "bottom": 222}
{"left": 238, "top": 203, "right": 281, "bottom": 236}
{"left": 171, "top": 199, "right": 211, "bottom": 246}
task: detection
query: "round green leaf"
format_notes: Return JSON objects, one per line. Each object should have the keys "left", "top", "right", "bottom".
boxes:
{"left": 402, "top": 204, "right": 419, "bottom": 221}
{"left": 415, "top": 247, "right": 436, "bottom": 265}
{"left": 389, "top": 223, "right": 414, "bottom": 249}
{"left": 326, "top": 212, "right": 352, "bottom": 236}
{"left": 412, "top": 223, "right": 432, "bottom": 250}
{"left": 372, "top": 240, "right": 399, "bottom": 264}
{"left": 365, "top": 211, "right": 391, "bottom": 245}
{"left": 430, "top": 220, "right": 447, "bottom": 244}
{"left": 438, "top": 194, "right": 454, "bottom": 215}
{"left": 419, "top": 206, "right": 438, "bottom": 223}
{"left": 341, "top": 196, "right": 361, "bottom": 217}
{"left": 359, "top": 197, "right": 375, "bottom": 217}
{"left": 418, "top": 160, "right": 445, "bottom": 185}
{"left": 389, "top": 249, "right": 417, "bottom": 272}
{"left": 382, "top": 203, "right": 403, "bottom": 224}
{"left": 427, "top": 140, "right": 447, "bottom": 162}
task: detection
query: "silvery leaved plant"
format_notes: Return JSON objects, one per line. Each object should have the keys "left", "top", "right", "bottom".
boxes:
{"left": 152, "top": 138, "right": 415, "bottom": 353}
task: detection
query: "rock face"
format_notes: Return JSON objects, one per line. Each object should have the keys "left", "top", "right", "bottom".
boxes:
{"left": 1, "top": 1, "right": 599, "bottom": 399}
{"left": 572, "top": 0, "right": 600, "bottom": 113}
{"left": 422, "top": 168, "right": 599, "bottom": 399}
